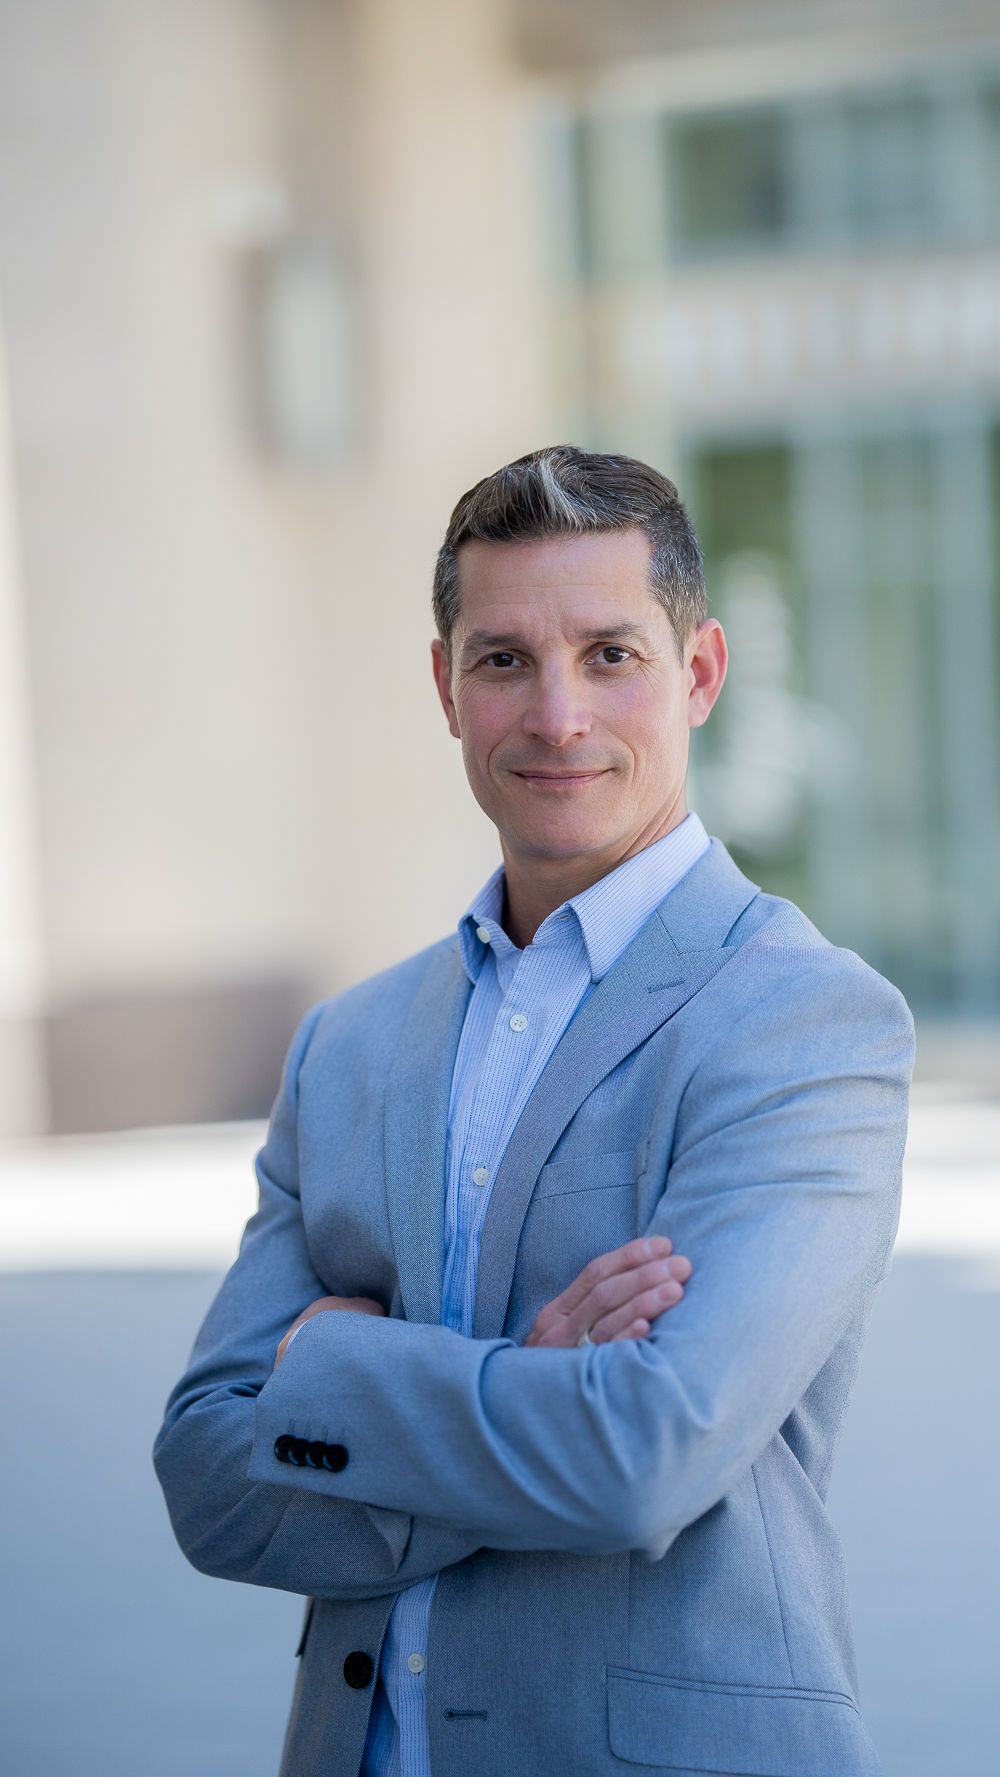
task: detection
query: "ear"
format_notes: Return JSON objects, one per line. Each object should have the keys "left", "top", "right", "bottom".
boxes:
{"left": 686, "top": 619, "right": 728, "bottom": 729}
{"left": 431, "top": 638, "right": 461, "bottom": 739}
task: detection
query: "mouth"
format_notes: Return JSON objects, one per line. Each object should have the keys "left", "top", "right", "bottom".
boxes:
{"left": 510, "top": 769, "right": 609, "bottom": 790}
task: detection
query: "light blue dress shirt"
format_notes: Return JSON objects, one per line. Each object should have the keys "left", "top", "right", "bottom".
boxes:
{"left": 360, "top": 812, "right": 711, "bottom": 1777}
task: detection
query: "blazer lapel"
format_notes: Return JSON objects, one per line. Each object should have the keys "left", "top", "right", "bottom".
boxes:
{"left": 472, "top": 839, "right": 760, "bottom": 1339}
{"left": 383, "top": 939, "right": 471, "bottom": 1326}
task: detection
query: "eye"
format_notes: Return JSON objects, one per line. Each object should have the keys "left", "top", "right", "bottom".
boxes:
{"left": 483, "top": 652, "right": 520, "bottom": 670}
{"left": 591, "top": 645, "right": 633, "bottom": 666}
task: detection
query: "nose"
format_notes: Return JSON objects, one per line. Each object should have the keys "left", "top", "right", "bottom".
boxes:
{"left": 521, "top": 664, "right": 592, "bottom": 750}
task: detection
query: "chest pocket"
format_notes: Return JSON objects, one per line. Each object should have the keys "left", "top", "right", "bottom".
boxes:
{"left": 507, "top": 1148, "right": 641, "bottom": 1336}
{"left": 533, "top": 1147, "right": 638, "bottom": 1198}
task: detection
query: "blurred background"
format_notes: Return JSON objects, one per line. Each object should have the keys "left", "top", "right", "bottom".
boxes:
{"left": 1, "top": 1, "right": 998, "bottom": 1773}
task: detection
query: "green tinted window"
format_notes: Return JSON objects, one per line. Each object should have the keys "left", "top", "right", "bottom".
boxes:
{"left": 685, "top": 426, "right": 1000, "bottom": 1013}
{"left": 844, "top": 89, "right": 935, "bottom": 243}
{"left": 657, "top": 73, "right": 1000, "bottom": 260}
{"left": 666, "top": 109, "right": 788, "bottom": 256}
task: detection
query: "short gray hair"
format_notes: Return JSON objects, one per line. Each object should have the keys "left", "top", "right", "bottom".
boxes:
{"left": 432, "top": 444, "right": 707, "bottom": 663}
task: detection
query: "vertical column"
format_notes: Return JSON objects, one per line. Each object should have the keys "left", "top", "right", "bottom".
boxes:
{"left": 790, "top": 431, "right": 877, "bottom": 955}
{"left": 0, "top": 310, "right": 47, "bottom": 1135}
{"left": 588, "top": 105, "right": 673, "bottom": 462}
{"left": 862, "top": 433, "right": 938, "bottom": 993}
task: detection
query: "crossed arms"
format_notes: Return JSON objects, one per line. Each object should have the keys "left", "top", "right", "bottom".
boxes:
{"left": 152, "top": 947, "right": 914, "bottom": 1602}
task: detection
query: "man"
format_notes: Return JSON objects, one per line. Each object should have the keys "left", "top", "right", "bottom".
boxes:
{"left": 153, "top": 445, "right": 914, "bottom": 1777}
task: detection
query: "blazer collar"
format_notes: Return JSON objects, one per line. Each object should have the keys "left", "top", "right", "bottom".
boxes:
{"left": 653, "top": 834, "right": 762, "bottom": 955}
{"left": 383, "top": 839, "right": 760, "bottom": 1332}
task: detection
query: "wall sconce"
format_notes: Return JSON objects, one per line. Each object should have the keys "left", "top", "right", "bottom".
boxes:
{"left": 243, "top": 227, "right": 358, "bottom": 469}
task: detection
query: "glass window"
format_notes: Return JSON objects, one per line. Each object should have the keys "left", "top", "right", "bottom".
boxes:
{"left": 843, "top": 89, "right": 935, "bottom": 244}
{"left": 685, "top": 424, "right": 1000, "bottom": 1014}
{"left": 665, "top": 108, "right": 789, "bottom": 258}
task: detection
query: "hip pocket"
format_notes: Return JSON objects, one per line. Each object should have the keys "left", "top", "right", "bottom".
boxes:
{"left": 606, "top": 1666, "right": 881, "bottom": 1776}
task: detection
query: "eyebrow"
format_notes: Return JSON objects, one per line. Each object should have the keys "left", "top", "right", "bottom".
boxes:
{"left": 460, "top": 623, "right": 652, "bottom": 659}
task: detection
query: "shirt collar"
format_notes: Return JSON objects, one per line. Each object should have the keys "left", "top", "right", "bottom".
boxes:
{"left": 457, "top": 811, "right": 710, "bottom": 985}
{"left": 457, "top": 864, "right": 513, "bottom": 982}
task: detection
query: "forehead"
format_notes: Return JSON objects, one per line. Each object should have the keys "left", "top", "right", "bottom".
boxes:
{"left": 454, "top": 530, "right": 659, "bottom": 634}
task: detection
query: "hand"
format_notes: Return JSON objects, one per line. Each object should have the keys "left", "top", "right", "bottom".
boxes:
{"left": 523, "top": 1236, "right": 691, "bottom": 1349}
{"left": 274, "top": 1293, "right": 386, "bottom": 1366}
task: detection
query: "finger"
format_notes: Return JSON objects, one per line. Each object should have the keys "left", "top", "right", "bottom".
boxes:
{"left": 584, "top": 1317, "right": 653, "bottom": 1346}
{"left": 274, "top": 1324, "right": 301, "bottom": 1365}
{"left": 547, "top": 1236, "right": 674, "bottom": 1319}
{"left": 276, "top": 1296, "right": 340, "bottom": 1359}
{"left": 526, "top": 1245, "right": 688, "bottom": 1346}
{"left": 531, "top": 1247, "right": 690, "bottom": 1341}
{"left": 590, "top": 1278, "right": 685, "bottom": 1342}
{"left": 587, "top": 1277, "right": 685, "bottom": 1344}
{"left": 562, "top": 1255, "right": 685, "bottom": 1342}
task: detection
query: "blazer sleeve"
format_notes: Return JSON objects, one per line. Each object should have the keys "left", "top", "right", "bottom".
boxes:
{"left": 152, "top": 1002, "right": 484, "bottom": 1600}
{"left": 244, "top": 945, "right": 915, "bottom": 1561}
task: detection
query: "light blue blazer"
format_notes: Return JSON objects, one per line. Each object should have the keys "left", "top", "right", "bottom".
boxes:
{"left": 153, "top": 839, "right": 915, "bottom": 1777}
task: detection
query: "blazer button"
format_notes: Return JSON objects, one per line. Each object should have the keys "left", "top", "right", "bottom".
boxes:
{"left": 343, "top": 1651, "right": 374, "bottom": 1689}
{"left": 287, "top": 1436, "right": 310, "bottom": 1466}
{"left": 304, "top": 1441, "right": 328, "bottom": 1468}
{"left": 273, "top": 1434, "right": 295, "bottom": 1463}
{"left": 321, "top": 1443, "right": 348, "bottom": 1472}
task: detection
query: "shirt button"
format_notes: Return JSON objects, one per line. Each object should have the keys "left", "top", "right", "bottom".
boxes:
{"left": 407, "top": 1652, "right": 426, "bottom": 1675}
{"left": 472, "top": 1166, "right": 490, "bottom": 1186}
{"left": 475, "top": 925, "right": 491, "bottom": 943}
{"left": 509, "top": 1012, "right": 528, "bottom": 1032}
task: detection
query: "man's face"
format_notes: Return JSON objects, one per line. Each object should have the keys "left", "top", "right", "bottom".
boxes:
{"left": 431, "top": 528, "right": 726, "bottom": 875}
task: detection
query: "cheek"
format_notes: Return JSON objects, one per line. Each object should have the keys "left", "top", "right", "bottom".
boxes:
{"left": 457, "top": 691, "right": 513, "bottom": 768}
{"left": 600, "top": 685, "right": 679, "bottom": 770}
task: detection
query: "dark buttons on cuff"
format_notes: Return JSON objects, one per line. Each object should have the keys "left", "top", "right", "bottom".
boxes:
{"left": 343, "top": 1651, "right": 374, "bottom": 1689}
{"left": 274, "top": 1435, "right": 349, "bottom": 1471}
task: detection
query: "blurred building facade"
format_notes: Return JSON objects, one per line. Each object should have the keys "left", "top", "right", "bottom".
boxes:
{"left": 0, "top": 0, "right": 557, "bottom": 1135}
{"left": 539, "top": 2, "right": 1000, "bottom": 1025}
{"left": 1, "top": 0, "right": 998, "bottom": 1136}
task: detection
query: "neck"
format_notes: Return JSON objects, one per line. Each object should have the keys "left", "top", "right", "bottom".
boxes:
{"left": 500, "top": 797, "right": 689, "bottom": 949}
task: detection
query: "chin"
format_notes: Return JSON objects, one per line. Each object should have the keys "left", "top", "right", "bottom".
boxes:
{"left": 513, "top": 822, "right": 615, "bottom": 860}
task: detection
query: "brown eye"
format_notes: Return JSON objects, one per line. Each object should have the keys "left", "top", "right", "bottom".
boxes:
{"left": 486, "top": 652, "right": 518, "bottom": 669}
{"left": 596, "top": 646, "right": 631, "bottom": 665}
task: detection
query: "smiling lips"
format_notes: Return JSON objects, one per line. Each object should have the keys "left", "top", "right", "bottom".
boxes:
{"left": 511, "top": 768, "right": 609, "bottom": 789}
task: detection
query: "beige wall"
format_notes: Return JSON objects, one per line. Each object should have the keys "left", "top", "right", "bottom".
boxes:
{"left": 0, "top": 0, "right": 558, "bottom": 1132}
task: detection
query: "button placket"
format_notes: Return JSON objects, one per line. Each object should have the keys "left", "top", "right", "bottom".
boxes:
{"left": 455, "top": 976, "right": 531, "bottom": 1201}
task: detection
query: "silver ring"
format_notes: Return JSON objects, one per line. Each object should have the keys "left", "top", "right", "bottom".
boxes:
{"left": 576, "top": 1328, "right": 593, "bottom": 1347}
